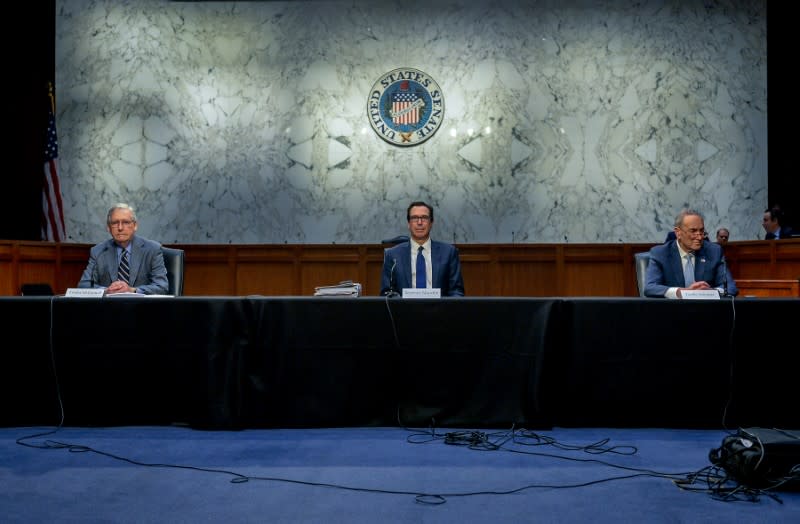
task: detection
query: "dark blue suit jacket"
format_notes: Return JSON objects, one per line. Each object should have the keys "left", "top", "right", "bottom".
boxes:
{"left": 644, "top": 239, "right": 737, "bottom": 297}
{"left": 78, "top": 235, "right": 169, "bottom": 295}
{"left": 765, "top": 226, "right": 794, "bottom": 239}
{"left": 381, "top": 240, "right": 465, "bottom": 296}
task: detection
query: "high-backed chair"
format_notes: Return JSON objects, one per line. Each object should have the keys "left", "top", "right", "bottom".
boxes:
{"left": 161, "top": 247, "right": 185, "bottom": 296}
{"left": 381, "top": 235, "right": 409, "bottom": 245}
{"left": 634, "top": 252, "right": 651, "bottom": 297}
{"left": 20, "top": 283, "right": 54, "bottom": 296}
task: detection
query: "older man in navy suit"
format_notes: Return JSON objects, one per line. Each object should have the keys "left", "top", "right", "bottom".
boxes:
{"left": 381, "top": 201, "right": 465, "bottom": 297}
{"left": 645, "top": 208, "right": 737, "bottom": 298}
{"left": 78, "top": 203, "right": 168, "bottom": 295}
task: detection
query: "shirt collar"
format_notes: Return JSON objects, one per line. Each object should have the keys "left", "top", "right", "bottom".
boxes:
{"left": 412, "top": 238, "right": 432, "bottom": 252}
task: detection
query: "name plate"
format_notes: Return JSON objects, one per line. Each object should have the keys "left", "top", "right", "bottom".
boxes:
{"left": 65, "top": 287, "right": 105, "bottom": 298}
{"left": 681, "top": 289, "right": 720, "bottom": 300}
{"left": 402, "top": 288, "right": 442, "bottom": 299}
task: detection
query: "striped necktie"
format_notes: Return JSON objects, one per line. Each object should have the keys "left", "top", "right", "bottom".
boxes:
{"left": 118, "top": 250, "right": 131, "bottom": 284}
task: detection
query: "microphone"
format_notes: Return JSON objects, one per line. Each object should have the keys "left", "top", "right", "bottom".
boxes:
{"left": 720, "top": 255, "right": 730, "bottom": 298}
{"left": 386, "top": 258, "right": 400, "bottom": 298}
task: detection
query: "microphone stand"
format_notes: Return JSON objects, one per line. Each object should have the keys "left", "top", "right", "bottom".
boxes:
{"left": 720, "top": 255, "right": 732, "bottom": 298}
{"left": 385, "top": 259, "right": 400, "bottom": 298}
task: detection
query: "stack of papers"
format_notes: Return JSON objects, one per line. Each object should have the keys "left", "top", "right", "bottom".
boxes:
{"left": 314, "top": 281, "right": 362, "bottom": 297}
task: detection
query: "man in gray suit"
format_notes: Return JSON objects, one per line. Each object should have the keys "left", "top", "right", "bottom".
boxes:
{"left": 78, "top": 203, "right": 168, "bottom": 295}
{"left": 645, "top": 208, "right": 737, "bottom": 298}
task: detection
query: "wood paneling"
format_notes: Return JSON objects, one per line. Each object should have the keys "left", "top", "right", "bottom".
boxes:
{"left": 727, "top": 239, "right": 800, "bottom": 279}
{"left": 2, "top": 239, "right": 798, "bottom": 297}
{"left": 494, "top": 261, "right": 557, "bottom": 296}
{"left": 189, "top": 262, "right": 235, "bottom": 295}
{"left": 736, "top": 279, "right": 800, "bottom": 298}
{"left": 238, "top": 262, "right": 296, "bottom": 296}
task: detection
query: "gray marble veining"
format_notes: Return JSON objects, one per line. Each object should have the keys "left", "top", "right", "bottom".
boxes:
{"left": 56, "top": 0, "right": 767, "bottom": 244}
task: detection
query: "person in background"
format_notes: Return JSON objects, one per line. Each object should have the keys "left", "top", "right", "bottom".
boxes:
{"left": 380, "top": 200, "right": 465, "bottom": 297}
{"left": 712, "top": 227, "right": 736, "bottom": 285}
{"left": 78, "top": 203, "right": 168, "bottom": 295}
{"left": 762, "top": 207, "right": 794, "bottom": 240}
{"left": 645, "top": 208, "right": 737, "bottom": 298}
{"left": 715, "top": 227, "right": 730, "bottom": 246}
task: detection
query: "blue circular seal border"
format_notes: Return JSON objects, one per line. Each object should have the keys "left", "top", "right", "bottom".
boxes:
{"left": 367, "top": 68, "right": 445, "bottom": 147}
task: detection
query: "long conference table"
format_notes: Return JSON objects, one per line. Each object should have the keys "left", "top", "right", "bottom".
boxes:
{"left": 1, "top": 296, "right": 797, "bottom": 430}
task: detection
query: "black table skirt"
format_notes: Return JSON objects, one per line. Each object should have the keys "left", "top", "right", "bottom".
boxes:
{"left": 2, "top": 296, "right": 797, "bottom": 429}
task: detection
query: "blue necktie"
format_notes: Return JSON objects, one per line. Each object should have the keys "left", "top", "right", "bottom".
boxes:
{"left": 416, "top": 246, "right": 426, "bottom": 289}
{"left": 683, "top": 253, "right": 695, "bottom": 287}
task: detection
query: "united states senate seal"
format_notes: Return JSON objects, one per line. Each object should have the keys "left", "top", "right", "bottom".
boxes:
{"left": 367, "top": 68, "right": 444, "bottom": 147}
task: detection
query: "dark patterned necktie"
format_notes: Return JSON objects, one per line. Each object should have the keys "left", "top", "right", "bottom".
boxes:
{"left": 416, "top": 246, "right": 426, "bottom": 289}
{"left": 118, "top": 250, "right": 130, "bottom": 284}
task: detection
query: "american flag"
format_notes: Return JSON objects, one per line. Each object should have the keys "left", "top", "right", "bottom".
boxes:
{"left": 392, "top": 81, "right": 421, "bottom": 126}
{"left": 41, "top": 86, "right": 66, "bottom": 242}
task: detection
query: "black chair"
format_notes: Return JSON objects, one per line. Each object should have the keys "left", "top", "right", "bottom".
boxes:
{"left": 20, "top": 283, "right": 54, "bottom": 296}
{"left": 381, "top": 235, "right": 409, "bottom": 245}
{"left": 161, "top": 247, "right": 185, "bottom": 296}
{"left": 634, "top": 252, "right": 650, "bottom": 297}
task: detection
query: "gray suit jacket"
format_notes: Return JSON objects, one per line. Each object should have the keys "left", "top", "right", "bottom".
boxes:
{"left": 644, "top": 240, "right": 737, "bottom": 297}
{"left": 78, "top": 235, "right": 169, "bottom": 295}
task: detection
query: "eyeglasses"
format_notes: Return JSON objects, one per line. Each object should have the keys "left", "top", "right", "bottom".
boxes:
{"left": 109, "top": 220, "right": 135, "bottom": 228}
{"left": 409, "top": 215, "right": 431, "bottom": 223}
{"left": 680, "top": 227, "right": 705, "bottom": 237}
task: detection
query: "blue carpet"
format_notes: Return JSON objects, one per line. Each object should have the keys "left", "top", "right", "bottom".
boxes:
{"left": 2, "top": 426, "right": 798, "bottom": 523}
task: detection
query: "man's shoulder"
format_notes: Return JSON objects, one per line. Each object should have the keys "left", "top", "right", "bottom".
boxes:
{"left": 133, "top": 235, "right": 163, "bottom": 251}
{"left": 431, "top": 240, "right": 460, "bottom": 262}
{"left": 649, "top": 241, "right": 673, "bottom": 257}
{"left": 386, "top": 241, "right": 410, "bottom": 253}
{"left": 431, "top": 239, "right": 456, "bottom": 249}
{"left": 91, "top": 238, "right": 114, "bottom": 253}
{"left": 698, "top": 241, "right": 722, "bottom": 258}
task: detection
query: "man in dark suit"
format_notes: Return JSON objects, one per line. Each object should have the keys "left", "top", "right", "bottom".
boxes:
{"left": 645, "top": 208, "right": 737, "bottom": 298}
{"left": 715, "top": 227, "right": 730, "bottom": 246}
{"left": 380, "top": 201, "right": 465, "bottom": 297}
{"left": 78, "top": 203, "right": 168, "bottom": 295}
{"left": 762, "top": 207, "right": 794, "bottom": 240}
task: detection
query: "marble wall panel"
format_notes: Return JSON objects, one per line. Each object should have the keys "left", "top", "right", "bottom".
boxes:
{"left": 56, "top": 0, "right": 767, "bottom": 244}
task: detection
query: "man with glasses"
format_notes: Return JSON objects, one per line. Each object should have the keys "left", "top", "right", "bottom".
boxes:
{"left": 78, "top": 203, "right": 168, "bottom": 294}
{"left": 380, "top": 200, "right": 465, "bottom": 297}
{"left": 644, "top": 208, "right": 737, "bottom": 298}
